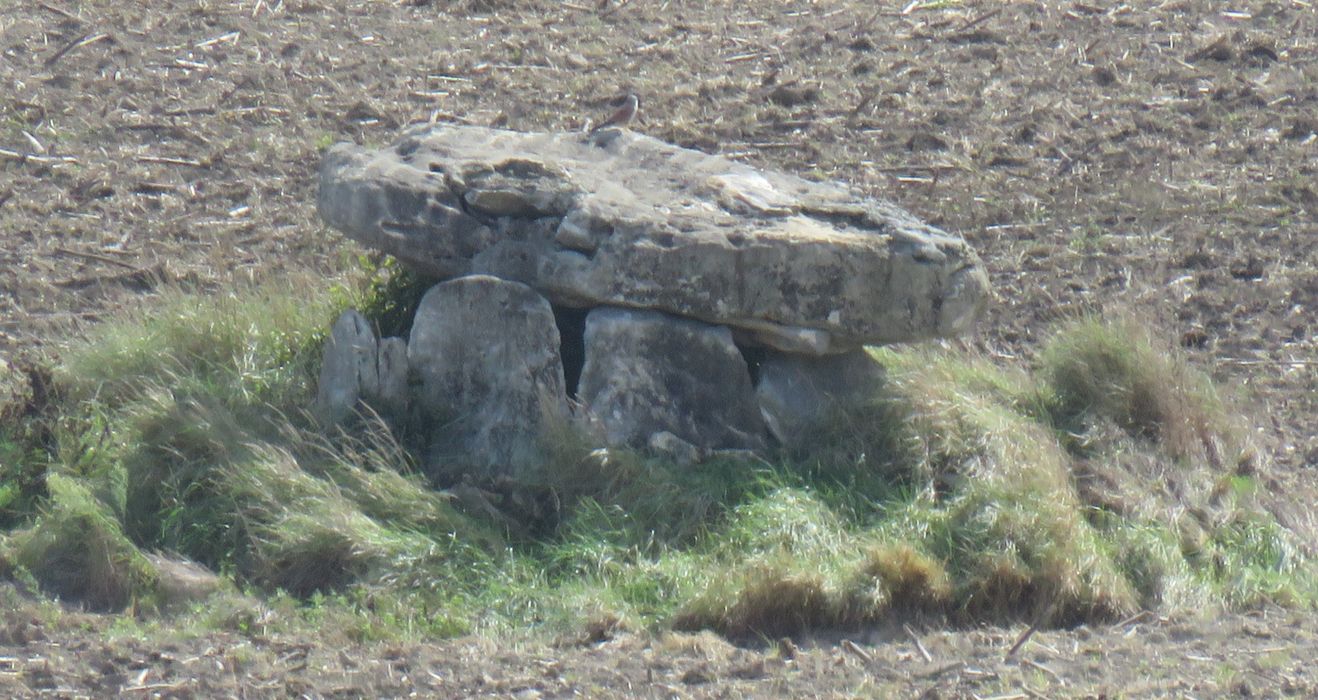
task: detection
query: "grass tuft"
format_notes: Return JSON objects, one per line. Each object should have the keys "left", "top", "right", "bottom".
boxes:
{"left": 857, "top": 543, "right": 952, "bottom": 614}
{"left": 7, "top": 474, "right": 156, "bottom": 611}
{"left": 1038, "top": 315, "right": 1246, "bottom": 470}
{"left": 56, "top": 278, "right": 339, "bottom": 410}
{"left": 678, "top": 561, "right": 837, "bottom": 638}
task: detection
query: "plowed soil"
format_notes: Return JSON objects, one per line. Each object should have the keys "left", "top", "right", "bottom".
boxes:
{"left": 0, "top": 597, "right": 1315, "bottom": 698}
{"left": 1, "top": 0, "right": 1315, "bottom": 696}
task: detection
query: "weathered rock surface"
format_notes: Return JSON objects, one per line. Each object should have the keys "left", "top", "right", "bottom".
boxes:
{"left": 646, "top": 430, "right": 705, "bottom": 466}
{"left": 146, "top": 553, "right": 226, "bottom": 610}
{"left": 314, "top": 310, "right": 381, "bottom": 426}
{"left": 318, "top": 125, "right": 989, "bottom": 354}
{"left": 314, "top": 310, "right": 410, "bottom": 426}
{"left": 407, "top": 275, "right": 568, "bottom": 479}
{"left": 578, "top": 308, "right": 765, "bottom": 452}
{"left": 374, "top": 336, "right": 410, "bottom": 421}
{"left": 755, "top": 350, "right": 887, "bottom": 447}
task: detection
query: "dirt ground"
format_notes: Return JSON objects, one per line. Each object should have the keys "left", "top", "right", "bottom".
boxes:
{"left": 0, "top": 588, "right": 1314, "bottom": 699}
{"left": 1, "top": 0, "right": 1315, "bottom": 696}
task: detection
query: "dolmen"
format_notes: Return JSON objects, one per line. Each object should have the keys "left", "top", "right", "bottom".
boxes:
{"left": 315, "top": 124, "right": 989, "bottom": 481}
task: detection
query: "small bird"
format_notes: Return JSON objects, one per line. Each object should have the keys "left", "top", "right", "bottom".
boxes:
{"left": 590, "top": 93, "right": 639, "bottom": 133}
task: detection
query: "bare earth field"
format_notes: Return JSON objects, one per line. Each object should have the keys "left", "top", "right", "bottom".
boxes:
{"left": 0, "top": 597, "right": 1314, "bottom": 698}
{"left": 1, "top": 0, "right": 1315, "bottom": 696}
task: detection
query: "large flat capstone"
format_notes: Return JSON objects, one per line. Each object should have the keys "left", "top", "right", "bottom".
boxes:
{"left": 318, "top": 125, "right": 989, "bottom": 353}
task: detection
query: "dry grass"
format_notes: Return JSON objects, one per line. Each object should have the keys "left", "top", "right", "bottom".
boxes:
{"left": 0, "top": 0, "right": 1315, "bottom": 694}
{"left": 1040, "top": 315, "right": 1249, "bottom": 469}
{"left": 857, "top": 543, "right": 952, "bottom": 614}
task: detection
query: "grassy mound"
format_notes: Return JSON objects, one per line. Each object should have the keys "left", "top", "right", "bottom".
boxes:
{"left": 0, "top": 272, "right": 1311, "bottom": 641}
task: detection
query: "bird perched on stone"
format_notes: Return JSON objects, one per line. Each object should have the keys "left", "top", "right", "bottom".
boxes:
{"left": 590, "top": 93, "right": 639, "bottom": 133}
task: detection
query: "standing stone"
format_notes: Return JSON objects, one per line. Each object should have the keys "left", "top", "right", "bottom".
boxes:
{"left": 578, "top": 308, "right": 765, "bottom": 453}
{"left": 755, "top": 350, "right": 887, "bottom": 447}
{"left": 373, "top": 337, "right": 410, "bottom": 422}
{"left": 407, "top": 275, "right": 568, "bottom": 480}
{"left": 314, "top": 310, "right": 380, "bottom": 426}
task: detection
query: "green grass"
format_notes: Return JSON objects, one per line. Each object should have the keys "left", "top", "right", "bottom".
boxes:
{"left": 7, "top": 474, "right": 156, "bottom": 612}
{"left": 0, "top": 272, "right": 1312, "bottom": 643}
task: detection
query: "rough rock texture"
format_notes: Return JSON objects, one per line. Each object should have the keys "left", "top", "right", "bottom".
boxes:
{"left": 145, "top": 553, "right": 225, "bottom": 610}
{"left": 374, "top": 336, "right": 410, "bottom": 422}
{"left": 406, "top": 275, "right": 568, "bottom": 479}
{"left": 318, "top": 125, "right": 989, "bottom": 354}
{"left": 755, "top": 350, "right": 887, "bottom": 447}
{"left": 578, "top": 308, "right": 765, "bottom": 452}
{"left": 314, "top": 310, "right": 380, "bottom": 426}
{"left": 646, "top": 430, "right": 705, "bottom": 466}
{"left": 313, "top": 310, "right": 411, "bottom": 426}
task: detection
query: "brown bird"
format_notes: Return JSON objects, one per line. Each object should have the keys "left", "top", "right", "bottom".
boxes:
{"left": 590, "top": 93, "right": 639, "bottom": 133}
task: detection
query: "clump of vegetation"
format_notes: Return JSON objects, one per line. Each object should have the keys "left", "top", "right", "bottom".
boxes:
{"left": 0, "top": 273, "right": 1311, "bottom": 643}
{"left": 1040, "top": 316, "right": 1234, "bottom": 457}
{"left": 6, "top": 474, "right": 156, "bottom": 612}
{"left": 349, "top": 256, "right": 438, "bottom": 340}
{"left": 0, "top": 363, "right": 57, "bottom": 527}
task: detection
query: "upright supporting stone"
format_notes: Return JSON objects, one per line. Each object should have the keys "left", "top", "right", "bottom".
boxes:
{"left": 407, "top": 275, "right": 568, "bottom": 481}
{"left": 578, "top": 307, "right": 765, "bottom": 454}
{"left": 373, "top": 337, "right": 410, "bottom": 422}
{"left": 314, "top": 310, "right": 379, "bottom": 427}
{"left": 755, "top": 350, "right": 887, "bottom": 447}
